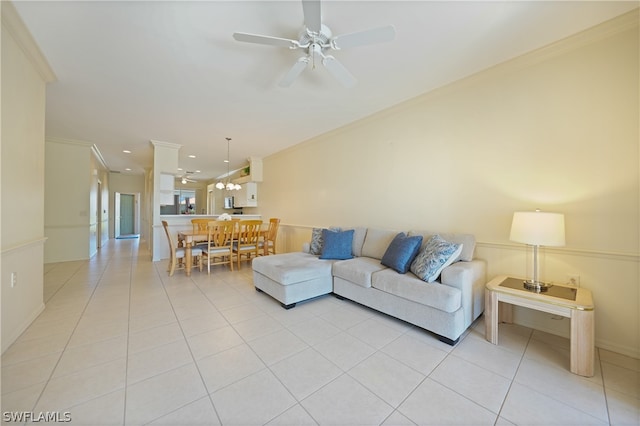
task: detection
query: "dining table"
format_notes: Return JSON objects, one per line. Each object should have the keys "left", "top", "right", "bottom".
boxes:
{"left": 178, "top": 224, "right": 269, "bottom": 276}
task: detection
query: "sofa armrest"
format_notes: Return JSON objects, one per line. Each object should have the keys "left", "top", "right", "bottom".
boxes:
{"left": 440, "top": 260, "right": 487, "bottom": 327}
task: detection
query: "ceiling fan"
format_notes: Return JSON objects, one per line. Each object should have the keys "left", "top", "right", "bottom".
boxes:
{"left": 177, "top": 172, "right": 197, "bottom": 184}
{"left": 232, "top": 0, "right": 395, "bottom": 88}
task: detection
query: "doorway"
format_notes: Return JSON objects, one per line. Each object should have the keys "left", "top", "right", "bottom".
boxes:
{"left": 115, "top": 192, "right": 140, "bottom": 238}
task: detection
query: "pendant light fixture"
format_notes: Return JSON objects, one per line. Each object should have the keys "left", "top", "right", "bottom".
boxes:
{"left": 215, "top": 137, "right": 242, "bottom": 191}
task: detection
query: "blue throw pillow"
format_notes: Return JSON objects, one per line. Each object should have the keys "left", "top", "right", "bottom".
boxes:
{"left": 320, "top": 229, "right": 354, "bottom": 260}
{"left": 381, "top": 233, "right": 423, "bottom": 274}
{"left": 410, "top": 235, "right": 463, "bottom": 283}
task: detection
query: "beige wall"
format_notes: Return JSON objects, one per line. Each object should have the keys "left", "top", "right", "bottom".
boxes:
{"left": 44, "top": 139, "right": 109, "bottom": 262}
{"left": 259, "top": 12, "right": 639, "bottom": 357}
{"left": 1, "top": 2, "right": 55, "bottom": 352}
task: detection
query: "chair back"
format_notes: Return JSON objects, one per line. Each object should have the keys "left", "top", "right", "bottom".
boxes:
{"left": 207, "top": 220, "right": 235, "bottom": 249}
{"left": 162, "top": 220, "right": 176, "bottom": 252}
{"left": 236, "top": 220, "right": 262, "bottom": 247}
{"left": 191, "top": 218, "right": 210, "bottom": 234}
{"left": 266, "top": 218, "right": 280, "bottom": 242}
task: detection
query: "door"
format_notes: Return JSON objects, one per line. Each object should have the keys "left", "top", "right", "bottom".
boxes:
{"left": 119, "top": 194, "right": 135, "bottom": 235}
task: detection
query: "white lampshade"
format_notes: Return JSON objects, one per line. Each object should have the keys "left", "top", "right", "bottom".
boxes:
{"left": 510, "top": 211, "right": 565, "bottom": 247}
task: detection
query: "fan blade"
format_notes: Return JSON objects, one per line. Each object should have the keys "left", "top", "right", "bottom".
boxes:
{"left": 233, "top": 32, "right": 299, "bottom": 49}
{"left": 279, "top": 57, "right": 309, "bottom": 87}
{"left": 322, "top": 55, "right": 356, "bottom": 88}
{"left": 331, "top": 25, "right": 396, "bottom": 50}
{"left": 302, "top": 0, "right": 322, "bottom": 34}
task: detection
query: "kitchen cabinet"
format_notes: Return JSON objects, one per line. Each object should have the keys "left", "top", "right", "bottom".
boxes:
{"left": 233, "top": 182, "right": 258, "bottom": 207}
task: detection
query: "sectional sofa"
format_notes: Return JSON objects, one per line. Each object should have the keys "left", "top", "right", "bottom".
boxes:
{"left": 252, "top": 227, "right": 486, "bottom": 345}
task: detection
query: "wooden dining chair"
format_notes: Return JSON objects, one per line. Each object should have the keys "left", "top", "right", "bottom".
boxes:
{"left": 232, "top": 220, "right": 262, "bottom": 269}
{"left": 191, "top": 218, "right": 211, "bottom": 249}
{"left": 202, "top": 220, "right": 235, "bottom": 274}
{"left": 162, "top": 220, "right": 202, "bottom": 276}
{"left": 258, "top": 218, "right": 280, "bottom": 255}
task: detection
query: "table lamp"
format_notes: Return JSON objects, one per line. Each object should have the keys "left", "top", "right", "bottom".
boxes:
{"left": 510, "top": 210, "right": 565, "bottom": 292}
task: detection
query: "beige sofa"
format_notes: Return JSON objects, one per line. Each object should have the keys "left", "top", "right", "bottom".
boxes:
{"left": 252, "top": 227, "right": 486, "bottom": 345}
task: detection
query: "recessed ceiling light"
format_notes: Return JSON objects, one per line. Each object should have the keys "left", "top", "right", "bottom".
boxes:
{"left": 195, "top": 170, "right": 201, "bottom": 173}
{"left": 188, "top": 155, "right": 196, "bottom": 158}
{"left": 123, "top": 150, "right": 131, "bottom": 154}
{"left": 125, "top": 168, "right": 131, "bottom": 171}
{"left": 177, "top": 168, "right": 183, "bottom": 171}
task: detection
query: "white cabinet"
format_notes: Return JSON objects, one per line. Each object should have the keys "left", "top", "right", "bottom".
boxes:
{"left": 233, "top": 182, "right": 258, "bottom": 207}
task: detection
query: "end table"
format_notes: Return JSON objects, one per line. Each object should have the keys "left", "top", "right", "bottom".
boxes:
{"left": 485, "top": 275, "right": 595, "bottom": 377}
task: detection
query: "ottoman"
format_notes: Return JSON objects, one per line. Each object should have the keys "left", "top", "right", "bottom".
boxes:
{"left": 252, "top": 252, "right": 335, "bottom": 309}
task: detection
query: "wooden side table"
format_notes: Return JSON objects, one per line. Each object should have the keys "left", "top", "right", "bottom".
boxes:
{"left": 485, "top": 275, "right": 595, "bottom": 377}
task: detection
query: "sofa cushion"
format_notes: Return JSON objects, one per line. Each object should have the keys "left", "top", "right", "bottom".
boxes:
{"left": 408, "top": 230, "right": 476, "bottom": 262}
{"left": 371, "top": 269, "right": 462, "bottom": 313}
{"left": 320, "top": 229, "right": 354, "bottom": 260}
{"left": 252, "top": 252, "right": 334, "bottom": 285}
{"left": 361, "top": 228, "right": 400, "bottom": 260}
{"left": 410, "top": 235, "right": 463, "bottom": 283}
{"left": 332, "top": 257, "right": 388, "bottom": 288}
{"left": 380, "top": 233, "right": 423, "bottom": 274}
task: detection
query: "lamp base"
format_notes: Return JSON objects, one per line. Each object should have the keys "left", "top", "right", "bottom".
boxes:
{"left": 523, "top": 280, "right": 553, "bottom": 293}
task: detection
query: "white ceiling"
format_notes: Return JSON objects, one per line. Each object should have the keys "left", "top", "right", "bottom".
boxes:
{"left": 13, "top": 1, "right": 638, "bottom": 181}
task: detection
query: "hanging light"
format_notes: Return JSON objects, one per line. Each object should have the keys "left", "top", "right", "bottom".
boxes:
{"left": 215, "top": 137, "right": 242, "bottom": 191}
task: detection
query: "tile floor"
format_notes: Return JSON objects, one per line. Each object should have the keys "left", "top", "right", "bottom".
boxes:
{"left": 2, "top": 238, "right": 639, "bottom": 425}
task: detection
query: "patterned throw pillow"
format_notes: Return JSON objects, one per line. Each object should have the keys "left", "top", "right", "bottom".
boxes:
{"left": 380, "top": 233, "right": 423, "bottom": 274}
{"left": 410, "top": 235, "right": 463, "bottom": 283}
{"left": 309, "top": 227, "right": 340, "bottom": 255}
{"left": 309, "top": 228, "right": 324, "bottom": 255}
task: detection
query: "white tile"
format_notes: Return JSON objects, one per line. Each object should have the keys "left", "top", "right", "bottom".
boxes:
{"left": 287, "top": 316, "right": 342, "bottom": 346}
{"left": 62, "top": 389, "right": 125, "bottom": 425}
{"left": 178, "top": 311, "right": 230, "bottom": 337}
{"left": 128, "top": 322, "right": 183, "bottom": 355}
{"left": 348, "top": 351, "right": 425, "bottom": 408}
{"left": 266, "top": 403, "right": 318, "bottom": 425}
{"left": 125, "top": 363, "right": 207, "bottom": 425}
{"left": 398, "top": 378, "right": 497, "bottom": 425}
{"left": 52, "top": 334, "right": 127, "bottom": 378}
{"left": 604, "top": 387, "right": 640, "bottom": 426}
{"left": 232, "top": 314, "right": 284, "bottom": 341}
{"left": 147, "top": 396, "right": 220, "bottom": 425}
{"left": 270, "top": 347, "right": 343, "bottom": 400}
{"left": 313, "top": 331, "right": 376, "bottom": 371}
{"left": 186, "top": 325, "right": 244, "bottom": 360}
{"left": 602, "top": 361, "right": 640, "bottom": 398}
{"left": 429, "top": 354, "right": 511, "bottom": 413}
{"left": 450, "top": 333, "right": 523, "bottom": 379}
{"left": 211, "top": 369, "right": 296, "bottom": 425}
{"left": 2, "top": 352, "right": 60, "bottom": 395}
{"left": 319, "top": 305, "right": 369, "bottom": 330}
{"left": 381, "top": 334, "right": 448, "bottom": 375}
{"left": 220, "top": 302, "right": 266, "bottom": 324}
{"left": 346, "top": 317, "right": 404, "bottom": 349}
{"left": 127, "top": 339, "right": 193, "bottom": 385}
{"left": 196, "top": 344, "right": 265, "bottom": 393}
{"left": 35, "top": 358, "right": 126, "bottom": 412}
{"left": 500, "top": 382, "right": 607, "bottom": 425}
{"left": 301, "top": 374, "right": 393, "bottom": 425}
{"left": 247, "top": 328, "right": 309, "bottom": 366}
{"left": 515, "top": 357, "right": 608, "bottom": 421}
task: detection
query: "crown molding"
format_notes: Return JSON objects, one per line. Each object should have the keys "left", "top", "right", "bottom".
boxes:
{"left": 150, "top": 140, "right": 182, "bottom": 150}
{"left": 46, "top": 137, "right": 93, "bottom": 148}
{"left": 1, "top": 1, "right": 56, "bottom": 83}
